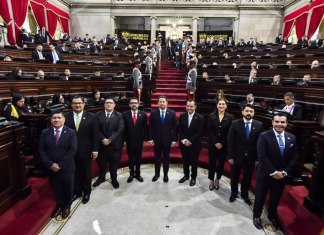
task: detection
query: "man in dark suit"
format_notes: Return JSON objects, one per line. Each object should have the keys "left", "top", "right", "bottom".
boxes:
{"left": 123, "top": 98, "right": 148, "bottom": 183}
{"left": 239, "top": 93, "right": 261, "bottom": 108}
{"left": 253, "top": 113, "right": 298, "bottom": 230}
{"left": 64, "top": 96, "right": 98, "bottom": 204}
{"left": 227, "top": 104, "right": 263, "bottom": 205}
{"left": 247, "top": 69, "right": 259, "bottom": 84}
{"left": 32, "top": 44, "right": 45, "bottom": 61}
{"left": 47, "top": 44, "right": 63, "bottom": 64}
{"left": 93, "top": 98, "right": 125, "bottom": 189}
{"left": 149, "top": 96, "right": 177, "bottom": 183}
{"left": 39, "top": 110, "right": 77, "bottom": 220}
{"left": 279, "top": 92, "right": 302, "bottom": 120}
{"left": 90, "top": 38, "right": 102, "bottom": 55}
{"left": 178, "top": 100, "right": 204, "bottom": 186}
{"left": 59, "top": 69, "right": 71, "bottom": 81}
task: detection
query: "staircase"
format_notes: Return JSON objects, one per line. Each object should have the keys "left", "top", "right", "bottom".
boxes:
{"left": 151, "top": 60, "right": 187, "bottom": 113}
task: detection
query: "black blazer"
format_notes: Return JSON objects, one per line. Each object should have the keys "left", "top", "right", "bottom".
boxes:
{"left": 149, "top": 108, "right": 177, "bottom": 146}
{"left": 279, "top": 103, "right": 303, "bottom": 120}
{"left": 256, "top": 130, "right": 298, "bottom": 179}
{"left": 96, "top": 110, "right": 125, "bottom": 150}
{"left": 32, "top": 50, "right": 45, "bottom": 61}
{"left": 64, "top": 111, "right": 99, "bottom": 159}
{"left": 178, "top": 112, "right": 204, "bottom": 149}
{"left": 123, "top": 110, "right": 148, "bottom": 148}
{"left": 38, "top": 126, "right": 77, "bottom": 173}
{"left": 208, "top": 112, "right": 234, "bottom": 147}
{"left": 47, "top": 50, "right": 63, "bottom": 63}
{"left": 227, "top": 119, "right": 263, "bottom": 164}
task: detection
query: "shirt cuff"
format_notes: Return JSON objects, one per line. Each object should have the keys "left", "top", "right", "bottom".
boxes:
{"left": 181, "top": 139, "right": 187, "bottom": 144}
{"left": 270, "top": 171, "right": 278, "bottom": 176}
{"left": 282, "top": 171, "right": 287, "bottom": 176}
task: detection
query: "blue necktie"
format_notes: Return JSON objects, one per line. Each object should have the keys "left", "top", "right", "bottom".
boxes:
{"left": 245, "top": 122, "right": 250, "bottom": 139}
{"left": 161, "top": 110, "right": 165, "bottom": 124}
{"left": 278, "top": 134, "right": 285, "bottom": 157}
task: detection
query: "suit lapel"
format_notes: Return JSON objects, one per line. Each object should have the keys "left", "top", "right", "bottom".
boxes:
{"left": 283, "top": 134, "right": 292, "bottom": 158}
{"left": 270, "top": 131, "right": 282, "bottom": 157}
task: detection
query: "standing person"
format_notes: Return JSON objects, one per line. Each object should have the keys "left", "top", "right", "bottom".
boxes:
{"left": 123, "top": 98, "right": 148, "bottom": 183}
{"left": 145, "top": 51, "right": 153, "bottom": 81}
{"left": 253, "top": 113, "right": 298, "bottom": 230}
{"left": 93, "top": 98, "right": 125, "bottom": 189}
{"left": 39, "top": 110, "right": 77, "bottom": 220}
{"left": 64, "top": 96, "right": 99, "bottom": 204}
{"left": 178, "top": 100, "right": 204, "bottom": 186}
{"left": 186, "top": 60, "right": 197, "bottom": 100}
{"left": 227, "top": 104, "right": 263, "bottom": 205}
{"left": 208, "top": 99, "right": 234, "bottom": 190}
{"left": 149, "top": 96, "right": 177, "bottom": 183}
{"left": 132, "top": 61, "right": 143, "bottom": 103}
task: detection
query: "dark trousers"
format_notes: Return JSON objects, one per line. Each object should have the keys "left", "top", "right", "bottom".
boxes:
{"left": 180, "top": 144, "right": 200, "bottom": 179}
{"left": 253, "top": 176, "right": 286, "bottom": 219}
{"left": 97, "top": 147, "right": 122, "bottom": 181}
{"left": 74, "top": 157, "right": 92, "bottom": 196}
{"left": 153, "top": 144, "right": 171, "bottom": 176}
{"left": 230, "top": 159, "right": 254, "bottom": 198}
{"left": 126, "top": 146, "right": 143, "bottom": 176}
{"left": 208, "top": 145, "right": 226, "bottom": 180}
{"left": 49, "top": 171, "right": 74, "bottom": 210}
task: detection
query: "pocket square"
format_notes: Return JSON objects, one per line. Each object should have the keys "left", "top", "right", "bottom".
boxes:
{"left": 290, "top": 143, "right": 294, "bottom": 147}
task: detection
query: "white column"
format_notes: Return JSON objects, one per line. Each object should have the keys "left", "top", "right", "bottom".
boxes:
{"left": 111, "top": 16, "right": 116, "bottom": 36}
{"left": 192, "top": 16, "right": 199, "bottom": 45}
{"left": 150, "top": 16, "right": 157, "bottom": 44}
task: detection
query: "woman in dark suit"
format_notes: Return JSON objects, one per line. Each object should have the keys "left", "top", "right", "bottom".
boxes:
{"left": 3, "top": 93, "right": 28, "bottom": 121}
{"left": 208, "top": 99, "right": 234, "bottom": 190}
{"left": 87, "top": 89, "right": 104, "bottom": 106}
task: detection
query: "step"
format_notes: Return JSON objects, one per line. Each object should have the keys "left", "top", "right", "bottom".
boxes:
{"left": 157, "top": 84, "right": 185, "bottom": 88}
{"left": 156, "top": 80, "right": 186, "bottom": 85}
{"left": 152, "top": 92, "right": 187, "bottom": 98}
{"left": 151, "top": 98, "right": 187, "bottom": 106}
{"left": 155, "top": 87, "right": 186, "bottom": 92}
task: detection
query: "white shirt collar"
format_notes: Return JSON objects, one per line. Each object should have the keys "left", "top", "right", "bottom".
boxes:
{"left": 243, "top": 118, "right": 253, "bottom": 124}
{"left": 188, "top": 112, "right": 195, "bottom": 117}
{"left": 273, "top": 128, "right": 285, "bottom": 137}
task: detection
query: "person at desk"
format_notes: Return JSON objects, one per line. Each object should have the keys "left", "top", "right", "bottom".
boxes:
{"left": 32, "top": 44, "right": 45, "bottom": 61}
{"left": 9, "top": 67, "right": 23, "bottom": 80}
{"left": 240, "top": 93, "right": 261, "bottom": 108}
{"left": 47, "top": 94, "right": 69, "bottom": 112}
{"left": 35, "top": 69, "right": 45, "bottom": 80}
{"left": 87, "top": 89, "right": 105, "bottom": 106}
{"left": 271, "top": 74, "right": 282, "bottom": 86}
{"left": 3, "top": 93, "right": 29, "bottom": 121}
{"left": 279, "top": 92, "right": 302, "bottom": 120}
{"left": 47, "top": 44, "right": 63, "bottom": 64}
{"left": 297, "top": 74, "right": 312, "bottom": 87}
{"left": 59, "top": 69, "right": 72, "bottom": 81}
{"left": 247, "top": 69, "right": 259, "bottom": 84}
{"left": 72, "top": 43, "right": 85, "bottom": 54}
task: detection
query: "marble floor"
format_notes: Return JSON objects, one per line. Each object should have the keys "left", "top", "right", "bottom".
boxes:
{"left": 39, "top": 165, "right": 282, "bottom": 235}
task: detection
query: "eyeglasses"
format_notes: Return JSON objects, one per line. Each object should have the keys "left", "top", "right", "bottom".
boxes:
{"left": 130, "top": 102, "right": 138, "bottom": 104}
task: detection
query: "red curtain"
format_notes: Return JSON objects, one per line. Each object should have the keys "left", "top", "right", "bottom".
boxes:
{"left": 283, "top": 20, "right": 295, "bottom": 39}
{"left": 295, "top": 13, "right": 308, "bottom": 39}
{"left": 307, "top": 0, "right": 324, "bottom": 38}
{"left": 46, "top": 9, "right": 58, "bottom": 37}
{"left": 30, "top": 0, "right": 46, "bottom": 29}
{"left": 0, "top": 0, "right": 11, "bottom": 23}
{"left": 59, "top": 17, "right": 69, "bottom": 33}
{"left": 10, "top": 0, "right": 29, "bottom": 45}
{"left": 283, "top": 5, "right": 309, "bottom": 39}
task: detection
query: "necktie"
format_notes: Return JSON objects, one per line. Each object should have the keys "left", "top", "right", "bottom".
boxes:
{"left": 55, "top": 129, "right": 60, "bottom": 145}
{"left": 245, "top": 122, "right": 250, "bottom": 138}
{"left": 53, "top": 52, "right": 58, "bottom": 63}
{"left": 75, "top": 114, "right": 81, "bottom": 132}
{"left": 106, "top": 113, "right": 110, "bottom": 122}
{"left": 161, "top": 110, "right": 165, "bottom": 124}
{"left": 188, "top": 114, "right": 192, "bottom": 127}
{"left": 133, "top": 111, "right": 137, "bottom": 125}
{"left": 278, "top": 134, "right": 285, "bottom": 157}
{"left": 38, "top": 51, "right": 43, "bottom": 59}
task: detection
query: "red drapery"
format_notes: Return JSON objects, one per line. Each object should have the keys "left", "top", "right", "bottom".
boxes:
{"left": 59, "top": 17, "right": 69, "bottom": 33}
{"left": 30, "top": 0, "right": 46, "bottom": 29}
{"left": 283, "top": 5, "right": 309, "bottom": 39}
{"left": 46, "top": 9, "right": 58, "bottom": 37}
{"left": 47, "top": 3, "right": 70, "bottom": 34}
{"left": 307, "top": 0, "right": 324, "bottom": 38}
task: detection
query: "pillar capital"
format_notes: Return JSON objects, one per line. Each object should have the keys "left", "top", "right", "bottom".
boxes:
{"left": 192, "top": 16, "right": 199, "bottom": 21}
{"left": 150, "top": 16, "right": 157, "bottom": 21}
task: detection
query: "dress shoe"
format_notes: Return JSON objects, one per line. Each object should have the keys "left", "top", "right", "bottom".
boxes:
{"left": 71, "top": 194, "right": 82, "bottom": 202}
{"left": 51, "top": 207, "right": 62, "bottom": 218}
{"left": 111, "top": 179, "right": 120, "bottom": 189}
{"left": 62, "top": 208, "right": 70, "bottom": 220}
{"left": 82, "top": 195, "right": 90, "bottom": 204}
{"left": 209, "top": 185, "right": 215, "bottom": 190}
{"left": 189, "top": 179, "right": 196, "bottom": 186}
{"left": 127, "top": 176, "right": 134, "bottom": 183}
{"left": 253, "top": 217, "right": 263, "bottom": 230}
{"left": 268, "top": 217, "right": 282, "bottom": 230}
{"left": 163, "top": 175, "right": 169, "bottom": 183}
{"left": 92, "top": 178, "right": 105, "bottom": 187}
{"left": 242, "top": 197, "right": 252, "bottom": 206}
{"left": 135, "top": 175, "right": 144, "bottom": 182}
{"left": 152, "top": 175, "right": 159, "bottom": 182}
{"left": 229, "top": 195, "right": 237, "bottom": 203}
{"left": 179, "top": 176, "right": 189, "bottom": 183}
{"left": 214, "top": 179, "right": 220, "bottom": 190}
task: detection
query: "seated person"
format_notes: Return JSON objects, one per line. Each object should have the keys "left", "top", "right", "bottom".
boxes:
{"left": 3, "top": 93, "right": 28, "bottom": 121}
{"left": 202, "top": 72, "right": 213, "bottom": 82}
{"left": 286, "top": 60, "right": 296, "bottom": 69}
{"left": 87, "top": 89, "right": 105, "bottom": 106}
{"left": 240, "top": 93, "right": 261, "bottom": 108}
{"left": 225, "top": 74, "right": 235, "bottom": 83}
{"left": 57, "top": 42, "right": 70, "bottom": 53}
{"left": 90, "top": 39, "right": 102, "bottom": 55}
{"left": 311, "top": 60, "right": 320, "bottom": 69}
{"left": 47, "top": 44, "right": 63, "bottom": 64}
{"left": 297, "top": 74, "right": 312, "bottom": 86}
{"left": 114, "top": 70, "right": 125, "bottom": 78}
{"left": 251, "top": 61, "right": 259, "bottom": 70}
{"left": 3, "top": 55, "right": 13, "bottom": 61}
{"left": 279, "top": 92, "right": 302, "bottom": 119}
{"left": 60, "top": 69, "right": 71, "bottom": 80}
{"left": 35, "top": 69, "right": 45, "bottom": 80}
{"left": 72, "top": 42, "right": 85, "bottom": 54}
{"left": 32, "top": 44, "right": 45, "bottom": 61}
{"left": 46, "top": 93, "right": 69, "bottom": 112}
{"left": 216, "top": 89, "right": 225, "bottom": 101}
{"left": 271, "top": 74, "right": 282, "bottom": 86}
{"left": 247, "top": 69, "right": 258, "bottom": 84}
{"left": 90, "top": 70, "right": 105, "bottom": 80}
{"left": 9, "top": 67, "right": 23, "bottom": 80}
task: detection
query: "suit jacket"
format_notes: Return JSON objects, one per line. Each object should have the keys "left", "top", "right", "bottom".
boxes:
{"left": 39, "top": 126, "right": 77, "bottom": 173}
{"left": 227, "top": 119, "right": 263, "bottom": 164}
{"left": 149, "top": 108, "right": 177, "bottom": 146}
{"left": 64, "top": 111, "right": 99, "bottom": 159}
{"left": 178, "top": 112, "right": 204, "bottom": 149}
{"left": 247, "top": 77, "right": 259, "bottom": 84}
{"left": 90, "top": 44, "right": 102, "bottom": 54}
{"left": 123, "top": 110, "right": 148, "bottom": 148}
{"left": 47, "top": 50, "right": 63, "bottom": 63}
{"left": 32, "top": 50, "right": 45, "bottom": 61}
{"left": 208, "top": 112, "right": 234, "bottom": 147}
{"left": 96, "top": 110, "right": 125, "bottom": 150}
{"left": 256, "top": 129, "right": 298, "bottom": 179}
{"left": 279, "top": 103, "right": 303, "bottom": 120}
